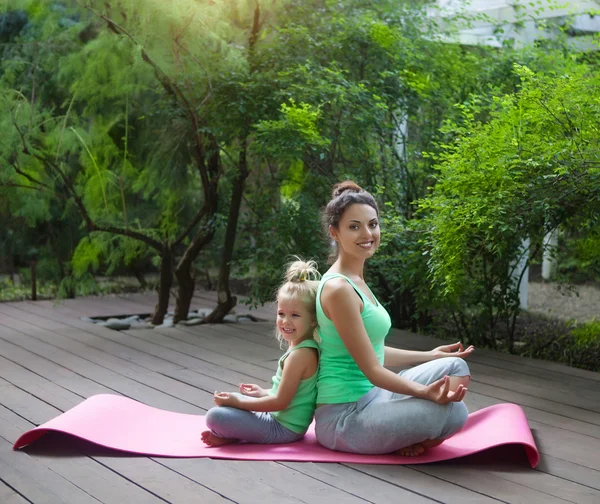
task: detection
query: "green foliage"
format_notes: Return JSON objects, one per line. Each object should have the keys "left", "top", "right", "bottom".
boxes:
{"left": 254, "top": 100, "right": 330, "bottom": 160}
{"left": 418, "top": 61, "right": 600, "bottom": 347}
{"left": 571, "top": 319, "right": 600, "bottom": 348}
{"left": 234, "top": 189, "right": 327, "bottom": 307}
{"left": 367, "top": 208, "right": 433, "bottom": 330}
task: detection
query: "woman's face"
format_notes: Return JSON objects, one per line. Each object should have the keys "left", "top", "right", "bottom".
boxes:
{"left": 330, "top": 203, "right": 380, "bottom": 260}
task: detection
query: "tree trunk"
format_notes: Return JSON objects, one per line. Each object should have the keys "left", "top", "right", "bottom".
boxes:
{"left": 30, "top": 260, "right": 37, "bottom": 301}
{"left": 173, "top": 202, "right": 219, "bottom": 323}
{"left": 152, "top": 248, "right": 172, "bottom": 325}
{"left": 173, "top": 136, "right": 220, "bottom": 323}
{"left": 205, "top": 142, "right": 249, "bottom": 323}
{"left": 174, "top": 260, "right": 196, "bottom": 323}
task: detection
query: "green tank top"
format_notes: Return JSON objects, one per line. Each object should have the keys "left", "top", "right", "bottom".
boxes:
{"left": 316, "top": 273, "right": 392, "bottom": 404}
{"left": 269, "top": 339, "right": 319, "bottom": 434}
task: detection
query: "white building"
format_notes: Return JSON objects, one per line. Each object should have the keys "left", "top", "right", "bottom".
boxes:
{"left": 432, "top": 0, "right": 600, "bottom": 48}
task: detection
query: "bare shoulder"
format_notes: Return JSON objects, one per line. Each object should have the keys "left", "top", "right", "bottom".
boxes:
{"left": 321, "top": 277, "right": 356, "bottom": 301}
{"left": 321, "top": 277, "right": 362, "bottom": 317}
{"left": 285, "top": 346, "right": 318, "bottom": 379}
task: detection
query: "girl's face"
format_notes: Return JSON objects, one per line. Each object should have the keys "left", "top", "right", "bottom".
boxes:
{"left": 330, "top": 203, "right": 380, "bottom": 260}
{"left": 276, "top": 297, "right": 315, "bottom": 346}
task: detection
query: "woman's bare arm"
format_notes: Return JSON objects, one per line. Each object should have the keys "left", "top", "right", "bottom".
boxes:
{"left": 322, "top": 279, "right": 467, "bottom": 404}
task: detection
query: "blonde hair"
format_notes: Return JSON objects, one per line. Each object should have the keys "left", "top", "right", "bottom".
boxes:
{"left": 275, "top": 257, "right": 321, "bottom": 347}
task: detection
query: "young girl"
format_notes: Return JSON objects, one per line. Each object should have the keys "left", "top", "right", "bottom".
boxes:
{"left": 201, "top": 259, "right": 320, "bottom": 446}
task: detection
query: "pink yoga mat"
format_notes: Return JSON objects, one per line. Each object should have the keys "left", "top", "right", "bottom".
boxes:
{"left": 13, "top": 394, "right": 539, "bottom": 467}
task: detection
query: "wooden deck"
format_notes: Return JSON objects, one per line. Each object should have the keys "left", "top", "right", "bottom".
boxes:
{"left": 0, "top": 291, "right": 599, "bottom": 504}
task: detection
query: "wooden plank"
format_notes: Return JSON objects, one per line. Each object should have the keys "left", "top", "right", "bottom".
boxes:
{"left": 281, "top": 461, "right": 467, "bottom": 503}
{"left": 125, "top": 326, "right": 273, "bottom": 378}
{"left": 466, "top": 379, "right": 600, "bottom": 426}
{"left": 0, "top": 302, "right": 182, "bottom": 374}
{"left": 0, "top": 326, "right": 203, "bottom": 414}
{"left": 0, "top": 356, "right": 85, "bottom": 414}
{"left": 0, "top": 437, "right": 101, "bottom": 504}
{"left": 388, "top": 329, "right": 600, "bottom": 383}
{"left": 6, "top": 300, "right": 274, "bottom": 380}
{"left": 408, "top": 463, "right": 572, "bottom": 504}
{"left": 160, "top": 458, "right": 371, "bottom": 504}
{"left": 0, "top": 339, "right": 121, "bottom": 401}
{"left": 0, "top": 480, "right": 29, "bottom": 504}
{"left": 536, "top": 456, "right": 600, "bottom": 491}
{"left": 347, "top": 463, "right": 515, "bottom": 503}
{"left": 121, "top": 290, "right": 275, "bottom": 321}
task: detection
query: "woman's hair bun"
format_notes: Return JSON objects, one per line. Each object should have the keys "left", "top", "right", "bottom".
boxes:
{"left": 332, "top": 180, "right": 363, "bottom": 199}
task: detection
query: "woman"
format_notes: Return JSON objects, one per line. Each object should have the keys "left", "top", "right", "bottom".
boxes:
{"left": 315, "top": 181, "right": 474, "bottom": 456}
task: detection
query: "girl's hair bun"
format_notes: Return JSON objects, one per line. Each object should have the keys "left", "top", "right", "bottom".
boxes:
{"left": 284, "top": 258, "right": 320, "bottom": 283}
{"left": 332, "top": 180, "right": 363, "bottom": 199}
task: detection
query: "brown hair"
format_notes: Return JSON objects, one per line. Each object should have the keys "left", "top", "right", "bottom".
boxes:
{"left": 275, "top": 257, "right": 321, "bottom": 347}
{"left": 322, "top": 181, "right": 379, "bottom": 262}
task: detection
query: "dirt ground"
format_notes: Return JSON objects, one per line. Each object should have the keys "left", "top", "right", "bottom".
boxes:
{"left": 528, "top": 280, "right": 600, "bottom": 323}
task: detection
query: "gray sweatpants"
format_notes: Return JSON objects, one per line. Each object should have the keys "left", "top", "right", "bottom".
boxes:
{"left": 314, "top": 357, "right": 470, "bottom": 454}
{"left": 205, "top": 395, "right": 304, "bottom": 444}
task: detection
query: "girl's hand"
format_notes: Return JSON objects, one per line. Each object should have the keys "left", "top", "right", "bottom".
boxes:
{"left": 213, "top": 392, "right": 240, "bottom": 408}
{"left": 423, "top": 376, "right": 467, "bottom": 405}
{"left": 239, "top": 383, "right": 266, "bottom": 398}
{"left": 432, "top": 342, "right": 474, "bottom": 360}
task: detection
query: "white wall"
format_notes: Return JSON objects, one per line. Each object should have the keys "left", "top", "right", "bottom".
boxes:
{"left": 431, "top": 0, "right": 600, "bottom": 48}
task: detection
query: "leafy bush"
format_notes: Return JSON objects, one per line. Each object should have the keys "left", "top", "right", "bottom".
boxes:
{"left": 418, "top": 63, "right": 600, "bottom": 350}
{"left": 571, "top": 319, "right": 600, "bottom": 348}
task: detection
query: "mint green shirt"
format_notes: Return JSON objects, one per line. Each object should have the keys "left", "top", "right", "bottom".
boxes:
{"left": 316, "top": 273, "right": 392, "bottom": 404}
{"left": 269, "top": 339, "right": 319, "bottom": 434}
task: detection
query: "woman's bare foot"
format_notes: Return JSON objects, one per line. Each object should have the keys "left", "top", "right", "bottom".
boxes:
{"left": 395, "top": 438, "right": 444, "bottom": 456}
{"left": 395, "top": 443, "right": 425, "bottom": 456}
{"left": 422, "top": 438, "right": 444, "bottom": 449}
{"left": 201, "top": 430, "right": 236, "bottom": 447}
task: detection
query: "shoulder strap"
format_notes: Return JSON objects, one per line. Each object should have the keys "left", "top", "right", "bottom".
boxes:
{"left": 292, "top": 339, "right": 319, "bottom": 352}
{"left": 319, "top": 273, "right": 367, "bottom": 303}
{"left": 280, "top": 339, "right": 319, "bottom": 368}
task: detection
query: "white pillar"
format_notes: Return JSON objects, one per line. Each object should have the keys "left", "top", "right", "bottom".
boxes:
{"left": 510, "top": 237, "right": 530, "bottom": 310}
{"left": 393, "top": 109, "right": 408, "bottom": 161}
{"left": 542, "top": 228, "right": 558, "bottom": 280}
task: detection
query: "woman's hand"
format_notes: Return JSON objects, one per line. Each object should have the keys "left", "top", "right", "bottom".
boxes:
{"left": 423, "top": 376, "right": 467, "bottom": 405}
{"left": 239, "top": 383, "right": 267, "bottom": 398}
{"left": 432, "top": 342, "right": 474, "bottom": 360}
{"left": 213, "top": 392, "right": 241, "bottom": 408}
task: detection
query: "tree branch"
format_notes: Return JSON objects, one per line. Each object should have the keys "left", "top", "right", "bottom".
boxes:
{"left": 10, "top": 159, "right": 53, "bottom": 191}
{"left": 173, "top": 203, "right": 208, "bottom": 247}
{"left": 0, "top": 182, "right": 55, "bottom": 195}
{"left": 89, "top": 7, "right": 213, "bottom": 197}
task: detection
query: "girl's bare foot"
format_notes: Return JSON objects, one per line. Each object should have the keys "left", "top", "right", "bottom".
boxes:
{"left": 201, "top": 430, "right": 236, "bottom": 447}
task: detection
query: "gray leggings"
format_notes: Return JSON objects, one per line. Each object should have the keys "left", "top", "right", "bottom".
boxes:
{"left": 205, "top": 395, "right": 304, "bottom": 444}
{"left": 314, "top": 357, "right": 470, "bottom": 454}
